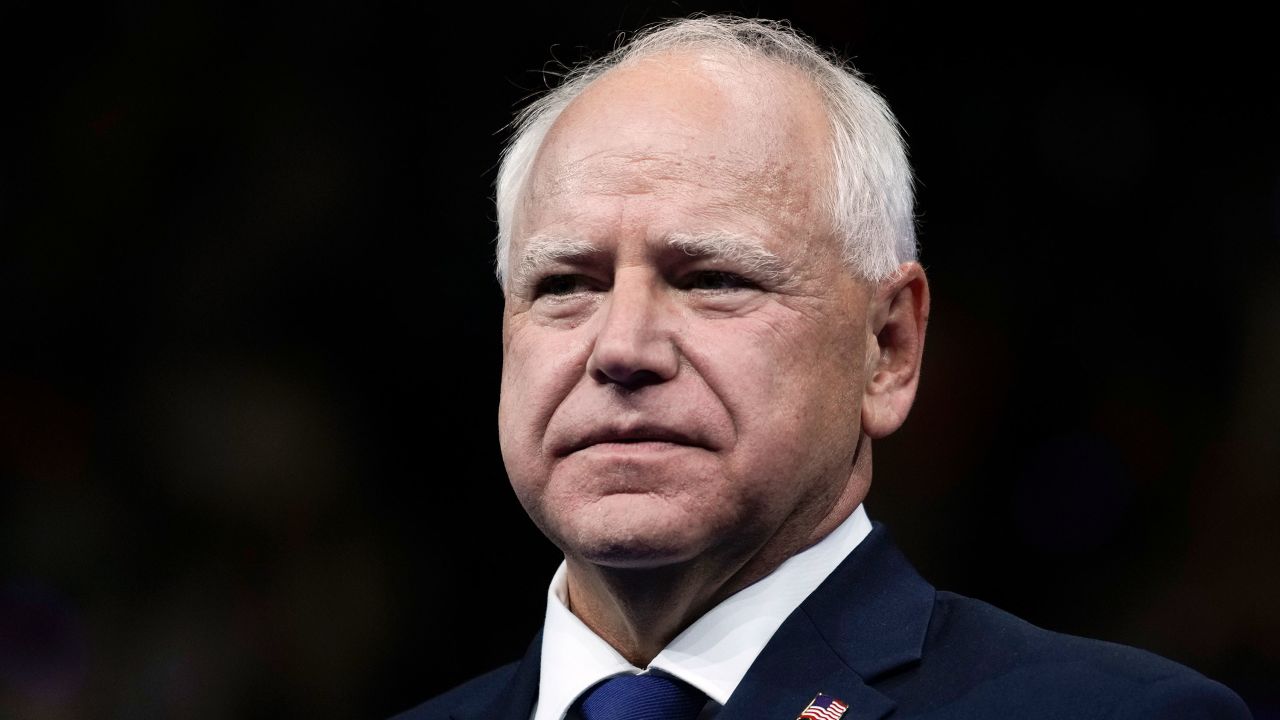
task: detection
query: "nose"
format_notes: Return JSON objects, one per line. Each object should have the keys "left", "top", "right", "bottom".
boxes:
{"left": 586, "top": 270, "right": 680, "bottom": 390}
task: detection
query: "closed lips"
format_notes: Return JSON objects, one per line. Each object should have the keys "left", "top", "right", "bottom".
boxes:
{"left": 558, "top": 427, "right": 707, "bottom": 456}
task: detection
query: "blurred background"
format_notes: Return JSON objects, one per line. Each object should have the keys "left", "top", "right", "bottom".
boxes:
{"left": 2, "top": 2, "right": 1276, "bottom": 718}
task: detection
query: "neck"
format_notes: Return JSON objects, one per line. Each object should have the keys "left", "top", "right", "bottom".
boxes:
{"left": 563, "top": 438, "right": 873, "bottom": 667}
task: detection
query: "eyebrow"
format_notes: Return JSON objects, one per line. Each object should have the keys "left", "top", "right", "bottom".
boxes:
{"left": 510, "top": 230, "right": 794, "bottom": 290}
{"left": 666, "top": 231, "right": 791, "bottom": 285}
{"left": 511, "top": 235, "right": 600, "bottom": 290}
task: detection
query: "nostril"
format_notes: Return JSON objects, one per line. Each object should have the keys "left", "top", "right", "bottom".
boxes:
{"left": 590, "top": 366, "right": 665, "bottom": 391}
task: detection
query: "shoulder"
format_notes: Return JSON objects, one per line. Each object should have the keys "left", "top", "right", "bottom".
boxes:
{"left": 389, "top": 662, "right": 522, "bottom": 720}
{"left": 888, "top": 591, "right": 1252, "bottom": 718}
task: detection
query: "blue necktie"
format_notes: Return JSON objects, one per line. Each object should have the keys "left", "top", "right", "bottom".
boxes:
{"left": 577, "top": 673, "right": 706, "bottom": 720}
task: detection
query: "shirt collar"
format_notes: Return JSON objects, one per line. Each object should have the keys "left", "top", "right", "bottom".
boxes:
{"left": 533, "top": 504, "right": 873, "bottom": 720}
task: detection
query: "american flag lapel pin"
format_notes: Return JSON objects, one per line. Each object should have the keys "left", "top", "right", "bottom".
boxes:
{"left": 796, "top": 692, "right": 849, "bottom": 720}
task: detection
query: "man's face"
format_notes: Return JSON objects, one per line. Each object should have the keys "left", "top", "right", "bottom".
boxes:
{"left": 498, "top": 52, "right": 876, "bottom": 573}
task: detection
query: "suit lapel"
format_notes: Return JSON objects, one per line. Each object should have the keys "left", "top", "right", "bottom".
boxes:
{"left": 718, "top": 612, "right": 896, "bottom": 720}
{"left": 469, "top": 526, "right": 933, "bottom": 720}
{"left": 720, "top": 524, "right": 935, "bottom": 720}
{"left": 452, "top": 631, "right": 542, "bottom": 720}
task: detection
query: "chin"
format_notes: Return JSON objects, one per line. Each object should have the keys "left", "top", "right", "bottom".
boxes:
{"left": 574, "top": 543, "right": 698, "bottom": 569}
{"left": 556, "top": 495, "right": 713, "bottom": 569}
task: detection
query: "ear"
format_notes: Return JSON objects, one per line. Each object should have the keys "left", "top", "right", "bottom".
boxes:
{"left": 861, "top": 262, "right": 930, "bottom": 439}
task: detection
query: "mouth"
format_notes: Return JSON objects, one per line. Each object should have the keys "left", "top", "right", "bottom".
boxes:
{"left": 556, "top": 425, "right": 708, "bottom": 457}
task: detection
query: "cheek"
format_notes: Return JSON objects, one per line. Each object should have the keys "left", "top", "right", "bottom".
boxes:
{"left": 699, "top": 310, "right": 862, "bottom": 417}
{"left": 700, "top": 314, "right": 866, "bottom": 479}
{"left": 498, "top": 327, "right": 593, "bottom": 472}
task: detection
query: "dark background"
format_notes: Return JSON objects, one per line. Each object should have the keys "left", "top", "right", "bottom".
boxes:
{"left": 2, "top": 2, "right": 1277, "bottom": 718}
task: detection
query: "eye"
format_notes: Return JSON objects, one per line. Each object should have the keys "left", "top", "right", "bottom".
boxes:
{"left": 684, "top": 270, "right": 755, "bottom": 292}
{"left": 534, "top": 274, "right": 592, "bottom": 298}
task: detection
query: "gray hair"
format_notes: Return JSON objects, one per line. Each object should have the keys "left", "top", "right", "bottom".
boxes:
{"left": 494, "top": 15, "right": 917, "bottom": 286}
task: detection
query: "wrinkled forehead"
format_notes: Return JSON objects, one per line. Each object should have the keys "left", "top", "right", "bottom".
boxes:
{"left": 528, "top": 148, "right": 817, "bottom": 219}
{"left": 517, "top": 51, "right": 835, "bottom": 227}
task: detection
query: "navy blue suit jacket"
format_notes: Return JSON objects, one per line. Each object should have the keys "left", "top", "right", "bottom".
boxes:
{"left": 395, "top": 524, "right": 1251, "bottom": 719}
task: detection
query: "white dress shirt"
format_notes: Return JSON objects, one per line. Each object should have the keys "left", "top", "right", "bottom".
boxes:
{"left": 531, "top": 504, "right": 873, "bottom": 720}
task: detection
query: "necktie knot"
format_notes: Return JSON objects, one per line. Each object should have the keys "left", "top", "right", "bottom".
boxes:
{"left": 577, "top": 673, "right": 706, "bottom": 720}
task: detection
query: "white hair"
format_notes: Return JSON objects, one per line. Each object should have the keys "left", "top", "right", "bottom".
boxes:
{"left": 493, "top": 15, "right": 917, "bottom": 286}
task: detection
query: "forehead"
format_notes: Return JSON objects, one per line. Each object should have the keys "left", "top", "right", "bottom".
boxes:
{"left": 515, "top": 51, "right": 834, "bottom": 243}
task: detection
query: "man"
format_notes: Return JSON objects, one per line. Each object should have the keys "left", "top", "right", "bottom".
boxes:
{"left": 397, "top": 16, "right": 1251, "bottom": 720}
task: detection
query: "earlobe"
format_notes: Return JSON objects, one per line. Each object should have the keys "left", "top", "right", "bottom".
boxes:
{"left": 861, "top": 262, "right": 930, "bottom": 439}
